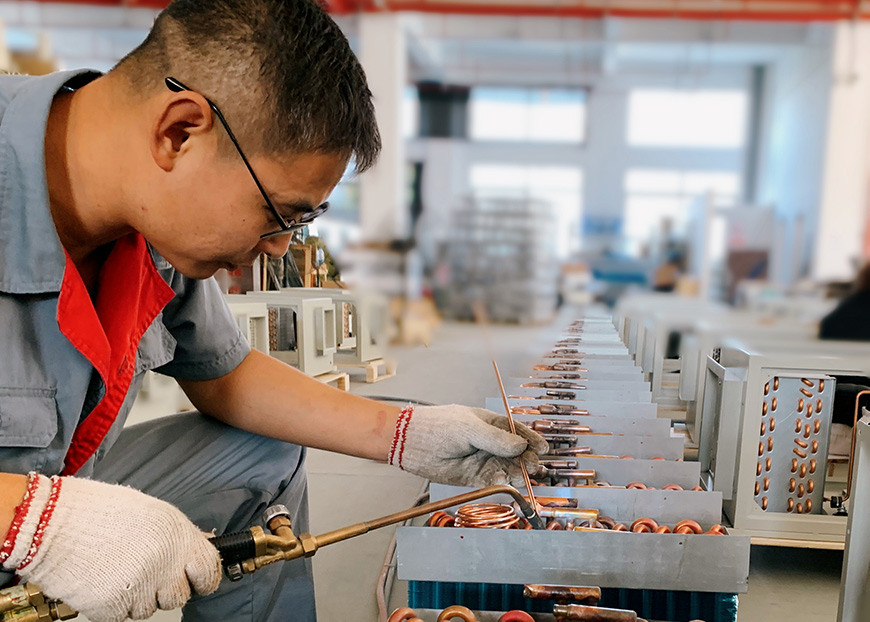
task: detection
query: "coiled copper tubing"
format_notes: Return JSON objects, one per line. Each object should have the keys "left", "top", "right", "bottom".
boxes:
{"left": 455, "top": 504, "right": 521, "bottom": 529}
{"left": 674, "top": 520, "right": 703, "bottom": 534}
{"left": 437, "top": 605, "right": 479, "bottom": 622}
{"left": 706, "top": 525, "right": 727, "bottom": 535}
{"left": 630, "top": 518, "right": 659, "bottom": 533}
{"left": 655, "top": 525, "right": 672, "bottom": 534}
{"left": 389, "top": 608, "right": 425, "bottom": 622}
{"left": 427, "top": 511, "right": 456, "bottom": 528}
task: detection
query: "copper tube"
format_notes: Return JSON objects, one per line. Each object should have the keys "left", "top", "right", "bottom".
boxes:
{"left": 428, "top": 511, "right": 456, "bottom": 528}
{"left": 820, "top": 380, "right": 826, "bottom": 391}
{"left": 795, "top": 439, "right": 808, "bottom": 449}
{"left": 800, "top": 464, "right": 807, "bottom": 477}
{"left": 774, "top": 377, "right": 780, "bottom": 391}
{"left": 522, "top": 381, "right": 585, "bottom": 390}
{"left": 808, "top": 480, "right": 815, "bottom": 494}
{"left": 757, "top": 462, "right": 763, "bottom": 476}
{"left": 772, "top": 397, "right": 778, "bottom": 411}
{"left": 651, "top": 456, "right": 665, "bottom": 461}
{"left": 541, "top": 459, "right": 579, "bottom": 469}
{"left": 797, "top": 484, "right": 805, "bottom": 498}
{"left": 437, "top": 605, "right": 478, "bottom": 622}
{"left": 761, "top": 497, "right": 768, "bottom": 510}
{"left": 758, "top": 442, "right": 764, "bottom": 457}
{"left": 814, "top": 420, "right": 821, "bottom": 434}
{"left": 806, "top": 499, "right": 813, "bottom": 512}
{"left": 806, "top": 402, "right": 814, "bottom": 416}
{"left": 766, "top": 457, "right": 772, "bottom": 471}
{"left": 546, "top": 390, "right": 576, "bottom": 400}
{"left": 389, "top": 608, "right": 425, "bottom": 622}
{"left": 626, "top": 482, "right": 647, "bottom": 490}
{"left": 612, "top": 523, "right": 628, "bottom": 532}
{"left": 789, "top": 479, "right": 796, "bottom": 493}
{"left": 534, "top": 364, "right": 583, "bottom": 372}
{"left": 794, "top": 448, "right": 807, "bottom": 459}
{"left": 812, "top": 440, "right": 819, "bottom": 453}
{"left": 552, "top": 603, "right": 638, "bottom": 621}
{"left": 655, "top": 525, "right": 672, "bottom": 534}
{"left": 550, "top": 470, "right": 597, "bottom": 480}
{"left": 547, "top": 521, "right": 564, "bottom": 530}
{"left": 802, "top": 378, "right": 815, "bottom": 388}
{"left": 754, "top": 482, "right": 760, "bottom": 495}
{"left": 674, "top": 520, "right": 703, "bottom": 534}
{"left": 760, "top": 421, "right": 766, "bottom": 435}
{"left": 523, "top": 585, "right": 601, "bottom": 604}
{"left": 763, "top": 402, "right": 768, "bottom": 416}
{"left": 800, "top": 388, "right": 813, "bottom": 398}
{"left": 788, "top": 498, "right": 795, "bottom": 512}
{"left": 770, "top": 417, "right": 776, "bottom": 431}
{"left": 663, "top": 484, "right": 684, "bottom": 491}
{"left": 791, "top": 459, "right": 798, "bottom": 473}
{"left": 816, "top": 399, "right": 823, "bottom": 412}
{"left": 630, "top": 518, "right": 658, "bottom": 533}
{"left": 764, "top": 382, "right": 770, "bottom": 396}
{"left": 550, "top": 447, "right": 594, "bottom": 457}
{"left": 692, "top": 486, "right": 704, "bottom": 491}
{"left": 498, "top": 611, "right": 535, "bottom": 622}
{"left": 529, "top": 496, "right": 579, "bottom": 508}
{"left": 597, "top": 516, "right": 616, "bottom": 529}
{"left": 804, "top": 425, "right": 811, "bottom": 439}
{"left": 533, "top": 421, "right": 592, "bottom": 434}
{"left": 798, "top": 398, "right": 804, "bottom": 412}
{"left": 538, "top": 404, "right": 589, "bottom": 415}
{"left": 579, "top": 519, "right": 606, "bottom": 530}
{"left": 795, "top": 420, "right": 802, "bottom": 433}
{"left": 767, "top": 438, "right": 774, "bottom": 452}
{"left": 810, "top": 459, "right": 817, "bottom": 474}
{"left": 796, "top": 503, "right": 804, "bottom": 514}
{"left": 542, "top": 433, "right": 585, "bottom": 443}
{"left": 493, "top": 361, "right": 540, "bottom": 521}
{"left": 455, "top": 503, "right": 520, "bottom": 529}
{"left": 706, "top": 525, "right": 727, "bottom": 535}
{"left": 763, "top": 477, "right": 770, "bottom": 491}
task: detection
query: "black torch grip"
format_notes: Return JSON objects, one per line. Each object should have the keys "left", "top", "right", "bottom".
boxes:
{"left": 209, "top": 530, "right": 256, "bottom": 567}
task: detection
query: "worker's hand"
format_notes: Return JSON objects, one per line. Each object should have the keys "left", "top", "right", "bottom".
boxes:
{"left": 387, "top": 404, "right": 549, "bottom": 487}
{"left": 0, "top": 473, "right": 221, "bottom": 622}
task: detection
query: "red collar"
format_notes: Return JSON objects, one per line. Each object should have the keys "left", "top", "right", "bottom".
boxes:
{"left": 57, "top": 233, "right": 175, "bottom": 475}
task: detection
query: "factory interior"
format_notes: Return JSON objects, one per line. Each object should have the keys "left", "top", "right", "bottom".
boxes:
{"left": 1, "top": 0, "right": 870, "bottom": 621}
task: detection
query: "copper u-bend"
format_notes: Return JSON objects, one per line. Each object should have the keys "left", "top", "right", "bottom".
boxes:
{"left": 389, "top": 608, "right": 425, "bottom": 622}
{"left": 497, "top": 612, "right": 535, "bottom": 622}
{"left": 437, "top": 605, "right": 479, "bottom": 621}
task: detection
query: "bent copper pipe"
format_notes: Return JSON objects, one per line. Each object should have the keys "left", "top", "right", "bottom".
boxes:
{"left": 552, "top": 603, "right": 640, "bottom": 621}
{"left": 532, "top": 421, "right": 592, "bottom": 433}
{"left": 534, "top": 364, "right": 586, "bottom": 372}
{"left": 389, "top": 608, "right": 425, "bottom": 622}
{"left": 540, "top": 459, "right": 579, "bottom": 469}
{"left": 498, "top": 611, "right": 535, "bottom": 622}
{"left": 662, "top": 484, "right": 683, "bottom": 491}
{"left": 522, "top": 381, "right": 586, "bottom": 390}
{"left": 529, "top": 496, "right": 579, "bottom": 508}
{"left": 630, "top": 518, "right": 658, "bottom": 533}
{"left": 673, "top": 520, "right": 703, "bottom": 535}
{"left": 706, "top": 524, "right": 727, "bottom": 535}
{"left": 549, "top": 447, "right": 594, "bottom": 457}
{"left": 524, "top": 584, "right": 601, "bottom": 605}
{"left": 437, "top": 605, "right": 478, "bottom": 622}
{"left": 844, "top": 389, "right": 870, "bottom": 502}
{"left": 537, "top": 506, "right": 600, "bottom": 521}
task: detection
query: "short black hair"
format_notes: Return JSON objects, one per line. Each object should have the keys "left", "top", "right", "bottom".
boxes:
{"left": 113, "top": 0, "right": 381, "bottom": 172}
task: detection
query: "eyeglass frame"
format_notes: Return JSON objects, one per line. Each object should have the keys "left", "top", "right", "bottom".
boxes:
{"left": 165, "top": 77, "right": 328, "bottom": 240}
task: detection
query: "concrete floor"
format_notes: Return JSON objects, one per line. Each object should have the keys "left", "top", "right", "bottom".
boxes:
{"left": 117, "top": 317, "right": 844, "bottom": 621}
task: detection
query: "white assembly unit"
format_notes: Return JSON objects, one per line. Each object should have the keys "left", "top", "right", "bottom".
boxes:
{"left": 223, "top": 298, "right": 270, "bottom": 354}
{"left": 701, "top": 338, "right": 870, "bottom": 545}
{"left": 240, "top": 291, "right": 338, "bottom": 377}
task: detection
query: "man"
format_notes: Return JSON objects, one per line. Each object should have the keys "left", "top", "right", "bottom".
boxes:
{"left": 0, "top": 1, "right": 547, "bottom": 621}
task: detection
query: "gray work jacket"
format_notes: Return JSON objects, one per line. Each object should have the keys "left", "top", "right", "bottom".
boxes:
{"left": 0, "top": 69, "right": 250, "bottom": 476}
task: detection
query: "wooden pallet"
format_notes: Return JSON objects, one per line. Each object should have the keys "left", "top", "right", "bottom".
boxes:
{"left": 314, "top": 370, "right": 350, "bottom": 391}
{"left": 339, "top": 358, "right": 397, "bottom": 383}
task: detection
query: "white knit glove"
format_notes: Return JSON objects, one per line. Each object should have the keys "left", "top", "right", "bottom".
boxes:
{"left": 0, "top": 473, "right": 221, "bottom": 622}
{"left": 387, "top": 404, "right": 549, "bottom": 487}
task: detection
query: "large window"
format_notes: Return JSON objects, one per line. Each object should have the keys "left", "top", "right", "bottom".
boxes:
{"left": 623, "top": 169, "right": 741, "bottom": 249}
{"left": 470, "top": 88, "right": 586, "bottom": 143}
{"left": 470, "top": 164, "right": 583, "bottom": 258}
{"left": 628, "top": 89, "right": 748, "bottom": 148}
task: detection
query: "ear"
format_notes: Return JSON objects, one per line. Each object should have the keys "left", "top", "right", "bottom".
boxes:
{"left": 150, "top": 94, "right": 215, "bottom": 172}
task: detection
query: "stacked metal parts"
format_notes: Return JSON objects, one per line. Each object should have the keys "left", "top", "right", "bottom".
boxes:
{"left": 395, "top": 310, "right": 750, "bottom": 622}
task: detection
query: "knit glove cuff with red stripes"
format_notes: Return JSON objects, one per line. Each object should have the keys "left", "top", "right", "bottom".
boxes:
{"left": 0, "top": 473, "right": 221, "bottom": 622}
{"left": 388, "top": 404, "right": 548, "bottom": 487}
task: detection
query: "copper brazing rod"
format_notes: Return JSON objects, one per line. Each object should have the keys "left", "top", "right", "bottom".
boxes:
{"left": 493, "top": 360, "right": 542, "bottom": 524}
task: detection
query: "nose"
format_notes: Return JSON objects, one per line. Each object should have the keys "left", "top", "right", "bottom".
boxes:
{"left": 257, "top": 233, "right": 293, "bottom": 258}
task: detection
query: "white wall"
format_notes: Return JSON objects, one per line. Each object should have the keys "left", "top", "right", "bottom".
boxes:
{"left": 408, "top": 66, "right": 751, "bottom": 262}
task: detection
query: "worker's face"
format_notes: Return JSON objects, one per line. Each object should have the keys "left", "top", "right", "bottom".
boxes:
{"left": 144, "top": 149, "right": 347, "bottom": 279}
